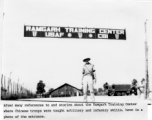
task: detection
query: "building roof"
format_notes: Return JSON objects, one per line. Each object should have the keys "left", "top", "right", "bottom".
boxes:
{"left": 50, "top": 83, "right": 82, "bottom": 94}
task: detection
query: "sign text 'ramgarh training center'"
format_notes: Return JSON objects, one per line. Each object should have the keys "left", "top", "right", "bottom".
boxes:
{"left": 24, "top": 25, "right": 126, "bottom": 40}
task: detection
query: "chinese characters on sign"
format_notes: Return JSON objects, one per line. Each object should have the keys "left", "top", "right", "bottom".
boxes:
{"left": 24, "top": 25, "right": 126, "bottom": 40}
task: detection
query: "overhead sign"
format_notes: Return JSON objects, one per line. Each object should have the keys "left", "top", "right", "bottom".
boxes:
{"left": 24, "top": 25, "right": 126, "bottom": 40}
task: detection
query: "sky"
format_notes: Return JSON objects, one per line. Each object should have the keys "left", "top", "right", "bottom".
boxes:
{"left": 2, "top": 0, "right": 152, "bottom": 93}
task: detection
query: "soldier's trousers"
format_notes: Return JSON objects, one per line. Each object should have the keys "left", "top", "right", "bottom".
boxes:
{"left": 83, "top": 75, "right": 95, "bottom": 102}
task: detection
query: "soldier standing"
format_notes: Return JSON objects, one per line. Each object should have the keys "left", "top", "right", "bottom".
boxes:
{"left": 81, "top": 58, "right": 97, "bottom": 102}
{"left": 138, "top": 78, "right": 146, "bottom": 99}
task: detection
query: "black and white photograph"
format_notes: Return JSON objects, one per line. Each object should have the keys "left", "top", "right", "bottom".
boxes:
{"left": 1, "top": 0, "right": 152, "bottom": 103}
{"left": 0, "top": 0, "right": 152, "bottom": 120}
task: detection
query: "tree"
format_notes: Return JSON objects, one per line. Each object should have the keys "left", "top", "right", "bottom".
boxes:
{"left": 103, "top": 82, "right": 109, "bottom": 91}
{"left": 130, "top": 79, "right": 138, "bottom": 95}
{"left": 132, "top": 79, "right": 138, "bottom": 87}
{"left": 48, "top": 88, "right": 54, "bottom": 94}
{"left": 36, "top": 80, "right": 45, "bottom": 97}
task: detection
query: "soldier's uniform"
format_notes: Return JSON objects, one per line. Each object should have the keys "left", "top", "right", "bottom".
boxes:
{"left": 138, "top": 79, "right": 146, "bottom": 99}
{"left": 82, "top": 58, "right": 96, "bottom": 102}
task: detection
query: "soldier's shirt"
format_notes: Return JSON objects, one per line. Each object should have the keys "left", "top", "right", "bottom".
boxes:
{"left": 82, "top": 64, "right": 95, "bottom": 76}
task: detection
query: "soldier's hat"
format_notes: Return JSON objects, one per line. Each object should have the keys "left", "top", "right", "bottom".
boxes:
{"left": 141, "top": 78, "right": 145, "bottom": 82}
{"left": 83, "top": 58, "right": 90, "bottom": 62}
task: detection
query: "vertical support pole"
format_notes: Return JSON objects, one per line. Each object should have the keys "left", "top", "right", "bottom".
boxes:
{"left": 4, "top": 76, "right": 6, "bottom": 90}
{"left": 1, "top": 74, "right": 3, "bottom": 88}
{"left": 145, "top": 20, "right": 149, "bottom": 99}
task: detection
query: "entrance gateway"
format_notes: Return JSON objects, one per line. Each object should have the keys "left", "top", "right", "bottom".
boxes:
{"left": 24, "top": 25, "right": 126, "bottom": 40}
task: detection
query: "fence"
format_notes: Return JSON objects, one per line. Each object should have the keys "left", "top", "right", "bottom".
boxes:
{"left": 1, "top": 74, "right": 36, "bottom": 100}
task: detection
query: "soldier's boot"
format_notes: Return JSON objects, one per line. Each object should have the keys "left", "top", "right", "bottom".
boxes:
{"left": 83, "top": 94, "right": 87, "bottom": 102}
{"left": 90, "top": 92, "right": 95, "bottom": 102}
